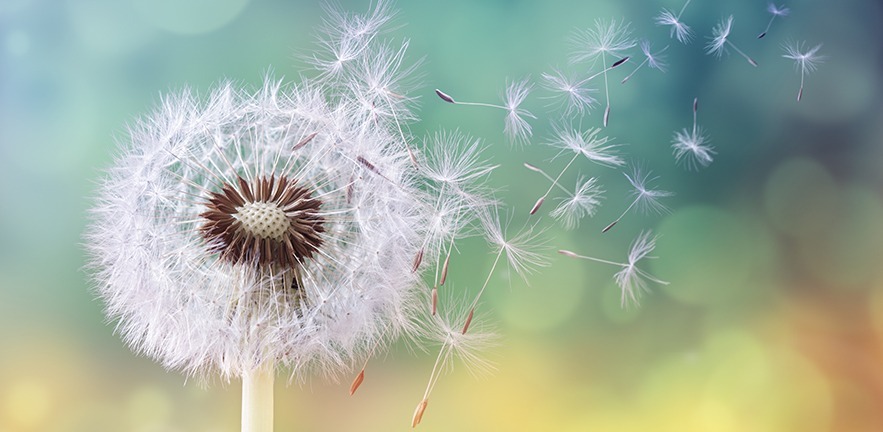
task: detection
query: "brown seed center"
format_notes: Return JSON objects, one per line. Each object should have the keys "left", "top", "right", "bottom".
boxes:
{"left": 199, "top": 175, "right": 325, "bottom": 269}
{"left": 234, "top": 201, "right": 289, "bottom": 242}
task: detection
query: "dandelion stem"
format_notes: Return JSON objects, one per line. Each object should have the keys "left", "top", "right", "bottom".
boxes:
{"left": 242, "top": 364, "right": 274, "bottom": 432}
{"left": 470, "top": 247, "right": 505, "bottom": 313}
{"left": 524, "top": 163, "right": 571, "bottom": 195}
{"left": 621, "top": 56, "right": 649, "bottom": 84}
{"left": 798, "top": 71, "right": 805, "bottom": 101}
{"left": 416, "top": 335, "right": 453, "bottom": 427}
{"left": 558, "top": 250, "right": 626, "bottom": 268}
{"left": 574, "top": 56, "right": 629, "bottom": 88}
{"left": 603, "top": 196, "right": 639, "bottom": 233}
{"left": 532, "top": 152, "right": 580, "bottom": 215}
{"left": 602, "top": 54, "right": 612, "bottom": 127}
{"left": 450, "top": 101, "right": 508, "bottom": 110}
{"left": 759, "top": 16, "right": 776, "bottom": 39}
{"left": 677, "top": 0, "right": 692, "bottom": 19}
{"left": 725, "top": 40, "right": 758, "bottom": 67}
{"left": 387, "top": 94, "right": 419, "bottom": 167}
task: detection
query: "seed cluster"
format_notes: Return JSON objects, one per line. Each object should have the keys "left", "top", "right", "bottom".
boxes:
{"left": 200, "top": 175, "right": 325, "bottom": 269}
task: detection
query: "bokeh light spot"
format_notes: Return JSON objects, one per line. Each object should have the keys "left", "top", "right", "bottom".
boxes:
{"left": 66, "top": 0, "right": 156, "bottom": 54}
{"left": 653, "top": 205, "right": 774, "bottom": 306}
{"left": 497, "top": 252, "right": 587, "bottom": 333}
{"left": 5, "top": 30, "right": 29, "bottom": 56}
{"left": 2, "top": 379, "right": 51, "bottom": 429}
{"left": 798, "top": 185, "right": 883, "bottom": 289}
{"left": 763, "top": 157, "right": 838, "bottom": 238}
{"left": 132, "top": 0, "right": 250, "bottom": 35}
{"left": 126, "top": 386, "right": 173, "bottom": 430}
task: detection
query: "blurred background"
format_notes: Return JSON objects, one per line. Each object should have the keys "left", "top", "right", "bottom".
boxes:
{"left": 2, "top": 0, "right": 883, "bottom": 430}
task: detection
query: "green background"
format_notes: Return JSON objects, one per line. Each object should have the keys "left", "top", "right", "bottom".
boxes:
{"left": 2, "top": 0, "right": 882, "bottom": 430}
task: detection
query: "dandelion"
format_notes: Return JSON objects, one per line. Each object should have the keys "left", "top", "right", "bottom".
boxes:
{"left": 602, "top": 167, "right": 673, "bottom": 233}
{"left": 528, "top": 127, "right": 623, "bottom": 215}
{"left": 758, "top": 3, "right": 790, "bottom": 39}
{"left": 671, "top": 97, "right": 714, "bottom": 169}
{"left": 570, "top": 19, "right": 636, "bottom": 126}
{"left": 435, "top": 78, "right": 536, "bottom": 145}
{"left": 621, "top": 40, "right": 668, "bottom": 84}
{"left": 85, "top": 4, "right": 498, "bottom": 430}
{"left": 560, "top": 231, "right": 668, "bottom": 307}
{"left": 654, "top": 0, "right": 694, "bottom": 44}
{"left": 782, "top": 40, "right": 824, "bottom": 101}
{"left": 706, "top": 15, "right": 758, "bottom": 67}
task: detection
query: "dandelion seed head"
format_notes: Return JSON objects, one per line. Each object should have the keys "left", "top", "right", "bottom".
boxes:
{"left": 480, "top": 211, "right": 549, "bottom": 280}
{"left": 540, "top": 68, "right": 597, "bottom": 117}
{"left": 672, "top": 127, "right": 714, "bottom": 170}
{"left": 655, "top": 9, "right": 693, "bottom": 44}
{"left": 570, "top": 19, "right": 636, "bottom": 65}
{"left": 502, "top": 78, "right": 536, "bottom": 145}
{"left": 550, "top": 176, "right": 604, "bottom": 229}
{"left": 782, "top": 40, "right": 825, "bottom": 75}
{"left": 422, "top": 131, "right": 496, "bottom": 198}
{"left": 614, "top": 231, "right": 667, "bottom": 307}
{"left": 706, "top": 15, "right": 733, "bottom": 57}
{"left": 623, "top": 167, "right": 673, "bottom": 215}
{"left": 549, "top": 126, "right": 624, "bottom": 168}
{"left": 639, "top": 40, "right": 668, "bottom": 72}
{"left": 768, "top": 3, "right": 791, "bottom": 16}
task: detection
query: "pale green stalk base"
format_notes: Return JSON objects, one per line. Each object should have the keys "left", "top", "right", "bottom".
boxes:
{"left": 242, "top": 364, "right": 274, "bottom": 432}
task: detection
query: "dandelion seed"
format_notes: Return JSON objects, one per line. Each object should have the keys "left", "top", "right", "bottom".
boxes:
{"left": 570, "top": 19, "right": 636, "bottom": 126}
{"left": 655, "top": 0, "right": 694, "bottom": 44}
{"left": 350, "top": 369, "right": 365, "bottom": 396}
{"left": 480, "top": 211, "right": 549, "bottom": 281}
{"left": 758, "top": 3, "right": 790, "bottom": 39}
{"left": 310, "top": 0, "right": 396, "bottom": 81}
{"left": 559, "top": 230, "right": 668, "bottom": 307}
{"left": 621, "top": 40, "right": 668, "bottom": 84}
{"left": 293, "top": 132, "right": 318, "bottom": 150}
{"left": 529, "top": 127, "right": 622, "bottom": 215}
{"left": 434, "top": 79, "right": 536, "bottom": 145}
{"left": 706, "top": 16, "right": 758, "bottom": 67}
{"left": 413, "top": 294, "right": 496, "bottom": 427}
{"left": 603, "top": 167, "right": 672, "bottom": 233}
{"left": 347, "top": 39, "right": 423, "bottom": 166}
{"left": 549, "top": 176, "right": 604, "bottom": 229}
{"left": 541, "top": 57, "right": 629, "bottom": 117}
{"left": 412, "top": 399, "right": 429, "bottom": 428}
{"left": 540, "top": 68, "right": 597, "bottom": 117}
{"left": 782, "top": 40, "right": 824, "bottom": 101}
{"left": 549, "top": 125, "right": 625, "bottom": 168}
{"left": 421, "top": 131, "right": 498, "bottom": 202}
{"left": 671, "top": 97, "right": 714, "bottom": 169}
{"left": 435, "top": 89, "right": 455, "bottom": 103}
